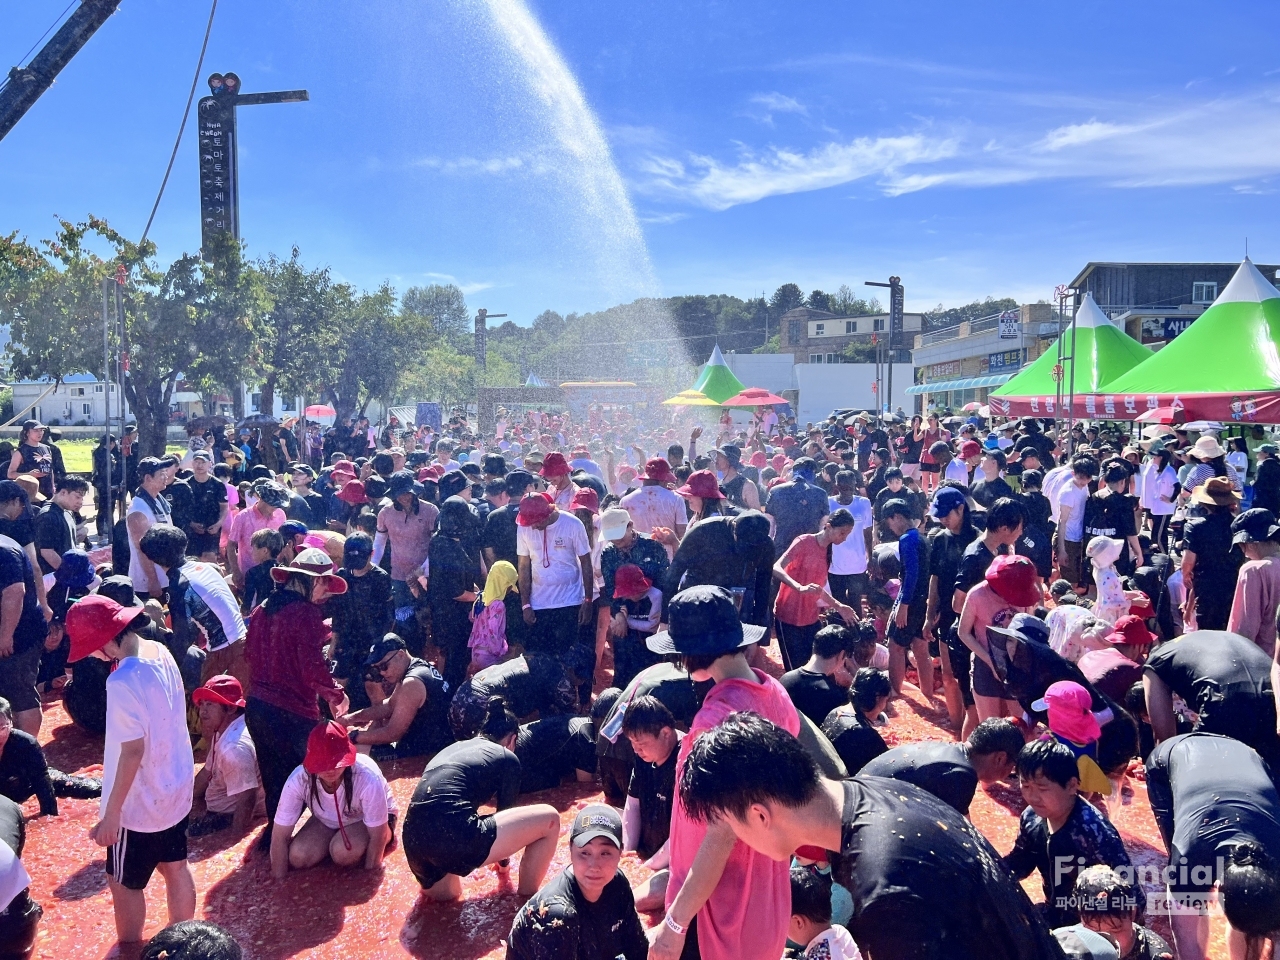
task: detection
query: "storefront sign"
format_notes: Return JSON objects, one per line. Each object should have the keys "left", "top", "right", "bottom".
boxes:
{"left": 998, "top": 310, "right": 1020, "bottom": 339}
{"left": 1163, "top": 317, "right": 1195, "bottom": 341}
{"left": 927, "top": 360, "right": 962, "bottom": 380}
{"left": 988, "top": 349, "right": 1022, "bottom": 374}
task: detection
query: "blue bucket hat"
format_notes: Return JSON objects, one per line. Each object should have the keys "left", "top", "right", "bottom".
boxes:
{"left": 55, "top": 549, "right": 96, "bottom": 591}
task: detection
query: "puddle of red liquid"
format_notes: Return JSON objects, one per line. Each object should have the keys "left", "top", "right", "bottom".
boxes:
{"left": 22, "top": 655, "right": 1228, "bottom": 959}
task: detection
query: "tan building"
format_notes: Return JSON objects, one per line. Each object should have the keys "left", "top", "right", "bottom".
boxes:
{"left": 778, "top": 307, "right": 925, "bottom": 366}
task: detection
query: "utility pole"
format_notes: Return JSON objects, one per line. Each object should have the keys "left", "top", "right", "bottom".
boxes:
{"left": 866, "top": 277, "right": 903, "bottom": 417}
{"left": 474, "top": 309, "right": 507, "bottom": 372}
{"left": 198, "top": 73, "right": 308, "bottom": 255}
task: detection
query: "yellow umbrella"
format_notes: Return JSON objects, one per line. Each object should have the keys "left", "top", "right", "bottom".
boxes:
{"left": 662, "top": 389, "right": 720, "bottom": 406}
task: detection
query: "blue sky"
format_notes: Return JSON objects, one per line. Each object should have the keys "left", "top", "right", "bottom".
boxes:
{"left": 4, "top": 0, "right": 1280, "bottom": 324}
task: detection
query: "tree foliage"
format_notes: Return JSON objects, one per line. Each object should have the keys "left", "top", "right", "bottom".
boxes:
{"left": 926, "top": 296, "right": 1019, "bottom": 328}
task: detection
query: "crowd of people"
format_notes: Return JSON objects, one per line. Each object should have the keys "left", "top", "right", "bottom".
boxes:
{"left": 0, "top": 403, "right": 1278, "bottom": 960}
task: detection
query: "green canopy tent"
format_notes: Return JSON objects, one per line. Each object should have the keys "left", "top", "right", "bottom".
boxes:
{"left": 1099, "top": 258, "right": 1280, "bottom": 422}
{"left": 691, "top": 344, "right": 747, "bottom": 404}
{"left": 987, "top": 293, "right": 1153, "bottom": 417}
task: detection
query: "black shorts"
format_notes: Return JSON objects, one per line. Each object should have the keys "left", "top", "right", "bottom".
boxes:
{"left": 402, "top": 801, "right": 496, "bottom": 889}
{"left": 971, "top": 651, "right": 1011, "bottom": 700}
{"left": 186, "top": 531, "right": 220, "bottom": 556}
{"left": 0, "top": 644, "right": 42, "bottom": 713}
{"left": 106, "top": 816, "right": 189, "bottom": 890}
{"left": 920, "top": 462, "right": 940, "bottom": 474}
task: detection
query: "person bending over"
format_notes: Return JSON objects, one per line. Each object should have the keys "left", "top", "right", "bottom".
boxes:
{"left": 139, "top": 919, "right": 243, "bottom": 960}
{"left": 675, "top": 711, "right": 1062, "bottom": 960}
{"left": 270, "top": 721, "right": 396, "bottom": 879}
{"left": 781, "top": 623, "right": 856, "bottom": 727}
{"left": 187, "top": 676, "right": 263, "bottom": 838}
{"left": 860, "top": 717, "right": 1025, "bottom": 816}
{"left": 506, "top": 804, "right": 649, "bottom": 960}
{"left": 821, "top": 668, "right": 890, "bottom": 776}
{"left": 401, "top": 696, "right": 560, "bottom": 900}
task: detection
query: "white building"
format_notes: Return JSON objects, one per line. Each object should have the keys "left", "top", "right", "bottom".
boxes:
{"left": 11, "top": 374, "right": 126, "bottom": 426}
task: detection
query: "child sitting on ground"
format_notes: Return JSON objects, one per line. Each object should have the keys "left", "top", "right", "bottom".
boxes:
{"left": 240, "top": 527, "right": 284, "bottom": 615}
{"left": 850, "top": 619, "right": 890, "bottom": 672}
{"left": 608, "top": 564, "right": 663, "bottom": 690}
{"left": 788, "top": 863, "right": 862, "bottom": 959}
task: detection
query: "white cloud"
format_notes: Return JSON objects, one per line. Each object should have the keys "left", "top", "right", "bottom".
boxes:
{"left": 1035, "top": 119, "right": 1137, "bottom": 152}
{"left": 637, "top": 134, "right": 959, "bottom": 210}
{"left": 638, "top": 211, "right": 689, "bottom": 225}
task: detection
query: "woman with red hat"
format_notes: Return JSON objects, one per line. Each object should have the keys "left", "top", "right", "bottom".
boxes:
{"left": 957, "top": 554, "right": 1040, "bottom": 721}
{"left": 269, "top": 721, "right": 396, "bottom": 879}
{"left": 244, "top": 548, "right": 350, "bottom": 847}
{"left": 675, "top": 470, "right": 735, "bottom": 528}
{"left": 608, "top": 563, "right": 664, "bottom": 689}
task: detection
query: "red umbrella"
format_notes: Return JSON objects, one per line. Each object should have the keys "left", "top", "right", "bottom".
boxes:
{"left": 304, "top": 404, "right": 336, "bottom": 417}
{"left": 1134, "top": 406, "right": 1184, "bottom": 425}
{"left": 722, "top": 387, "right": 787, "bottom": 406}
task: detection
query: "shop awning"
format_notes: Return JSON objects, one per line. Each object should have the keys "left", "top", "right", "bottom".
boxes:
{"left": 905, "top": 373, "right": 1014, "bottom": 395}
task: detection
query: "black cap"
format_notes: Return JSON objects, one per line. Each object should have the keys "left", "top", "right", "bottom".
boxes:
{"left": 98, "top": 574, "right": 142, "bottom": 608}
{"left": 713, "top": 444, "right": 742, "bottom": 466}
{"left": 1018, "top": 446, "right": 1041, "bottom": 462}
{"left": 1232, "top": 508, "right": 1280, "bottom": 545}
{"left": 570, "top": 803, "right": 623, "bottom": 849}
{"left": 137, "top": 457, "right": 167, "bottom": 477}
{"left": 387, "top": 470, "right": 417, "bottom": 498}
{"left": 646, "top": 585, "right": 766, "bottom": 656}
{"left": 365, "top": 632, "right": 407, "bottom": 665}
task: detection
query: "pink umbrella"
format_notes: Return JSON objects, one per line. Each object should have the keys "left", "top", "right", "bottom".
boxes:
{"left": 722, "top": 387, "right": 787, "bottom": 406}
{"left": 305, "top": 404, "right": 336, "bottom": 417}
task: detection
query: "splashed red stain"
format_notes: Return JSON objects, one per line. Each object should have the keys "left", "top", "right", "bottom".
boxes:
{"left": 21, "top": 659, "right": 1230, "bottom": 959}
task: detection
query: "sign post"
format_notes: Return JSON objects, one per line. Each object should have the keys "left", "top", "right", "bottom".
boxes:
{"left": 197, "top": 73, "right": 308, "bottom": 255}
{"left": 866, "top": 277, "right": 904, "bottom": 415}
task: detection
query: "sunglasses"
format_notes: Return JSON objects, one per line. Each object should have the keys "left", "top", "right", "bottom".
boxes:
{"left": 376, "top": 655, "right": 398, "bottom": 673}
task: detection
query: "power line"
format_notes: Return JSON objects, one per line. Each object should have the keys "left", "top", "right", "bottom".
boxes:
{"left": 137, "top": 0, "right": 218, "bottom": 249}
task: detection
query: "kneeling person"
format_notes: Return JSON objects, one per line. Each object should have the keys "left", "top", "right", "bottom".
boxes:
{"left": 188, "top": 675, "right": 263, "bottom": 837}
{"left": 506, "top": 804, "right": 649, "bottom": 960}
{"left": 343, "top": 634, "right": 453, "bottom": 759}
{"left": 270, "top": 721, "right": 396, "bottom": 878}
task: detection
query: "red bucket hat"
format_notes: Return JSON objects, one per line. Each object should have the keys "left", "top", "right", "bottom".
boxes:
{"left": 417, "top": 465, "right": 445, "bottom": 483}
{"left": 984, "top": 554, "right": 1040, "bottom": 607}
{"left": 749, "top": 451, "right": 767, "bottom": 469}
{"left": 336, "top": 479, "right": 368, "bottom": 505}
{"left": 304, "top": 720, "right": 357, "bottom": 774}
{"left": 639, "top": 457, "right": 676, "bottom": 485}
{"left": 569, "top": 487, "right": 600, "bottom": 515}
{"left": 66, "top": 595, "right": 147, "bottom": 663}
{"left": 614, "top": 563, "right": 652, "bottom": 598}
{"left": 516, "top": 491, "right": 555, "bottom": 526}
{"left": 676, "top": 469, "right": 725, "bottom": 500}
{"left": 1104, "top": 614, "right": 1157, "bottom": 649}
{"left": 770, "top": 453, "right": 788, "bottom": 471}
{"left": 540, "top": 452, "right": 571, "bottom": 478}
{"left": 192, "top": 674, "right": 246, "bottom": 710}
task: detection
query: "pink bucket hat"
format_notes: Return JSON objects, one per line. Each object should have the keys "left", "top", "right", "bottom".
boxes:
{"left": 1032, "top": 680, "right": 1100, "bottom": 745}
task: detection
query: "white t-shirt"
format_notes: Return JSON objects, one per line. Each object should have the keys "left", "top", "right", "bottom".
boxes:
{"left": 180, "top": 560, "right": 247, "bottom": 652}
{"left": 274, "top": 753, "right": 395, "bottom": 830}
{"left": 1149, "top": 466, "right": 1178, "bottom": 517}
{"left": 517, "top": 512, "right": 591, "bottom": 610}
{"left": 943, "top": 459, "right": 969, "bottom": 486}
{"left": 1057, "top": 481, "right": 1090, "bottom": 542}
{"left": 828, "top": 496, "right": 874, "bottom": 576}
{"left": 620, "top": 485, "right": 685, "bottom": 535}
{"left": 803, "top": 925, "right": 863, "bottom": 960}
{"left": 1042, "top": 465, "right": 1073, "bottom": 524}
{"left": 204, "top": 715, "right": 264, "bottom": 815}
{"left": 0, "top": 833, "right": 30, "bottom": 913}
{"left": 102, "top": 642, "right": 195, "bottom": 833}
{"left": 127, "top": 497, "right": 170, "bottom": 592}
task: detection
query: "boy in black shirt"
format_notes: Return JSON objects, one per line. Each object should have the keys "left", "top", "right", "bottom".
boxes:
{"left": 506, "top": 804, "right": 649, "bottom": 960}
{"left": 780, "top": 624, "right": 855, "bottom": 726}
{"left": 676, "top": 711, "right": 1063, "bottom": 960}
{"left": 240, "top": 527, "right": 283, "bottom": 616}
{"left": 620, "top": 696, "right": 682, "bottom": 911}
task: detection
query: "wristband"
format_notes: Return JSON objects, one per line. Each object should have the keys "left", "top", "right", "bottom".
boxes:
{"left": 522, "top": 603, "right": 532, "bottom": 610}
{"left": 664, "top": 912, "right": 687, "bottom": 936}
{"left": 348, "top": 730, "right": 359, "bottom": 745}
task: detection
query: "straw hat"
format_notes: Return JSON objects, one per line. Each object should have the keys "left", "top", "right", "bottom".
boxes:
{"left": 1189, "top": 436, "right": 1226, "bottom": 460}
{"left": 1191, "top": 476, "right": 1242, "bottom": 507}
{"left": 268, "top": 547, "right": 348, "bottom": 594}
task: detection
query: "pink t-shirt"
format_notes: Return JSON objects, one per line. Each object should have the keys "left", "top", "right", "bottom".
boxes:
{"left": 774, "top": 534, "right": 829, "bottom": 627}
{"left": 228, "top": 506, "right": 285, "bottom": 574}
{"left": 667, "top": 670, "right": 800, "bottom": 960}
{"left": 376, "top": 499, "right": 438, "bottom": 581}
{"left": 1229, "top": 555, "right": 1280, "bottom": 658}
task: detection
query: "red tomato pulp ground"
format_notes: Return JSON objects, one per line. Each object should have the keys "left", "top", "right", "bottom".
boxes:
{"left": 20, "top": 661, "right": 1228, "bottom": 959}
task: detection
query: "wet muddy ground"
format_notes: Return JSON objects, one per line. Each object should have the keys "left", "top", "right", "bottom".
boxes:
{"left": 20, "top": 659, "right": 1225, "bottom": 959}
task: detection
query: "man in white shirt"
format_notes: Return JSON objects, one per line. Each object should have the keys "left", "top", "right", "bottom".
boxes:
{"left": 67, "top": 594, "right": 196, "bottom": 944}
{"left": 189, "top": 675, "right": 263, "bottom": 837}
{"left": 1055, "top": 458, "right": 1097, "bottom": 587}
{"left": 828, "top": 471, "right": 874, "bottom": 613}
{"left": 516, "top": 493, "right": 593, "bottom": 662}
{"left": 620, "top": 458, "right": 686, "bottom": 539}
{"left": 127, "top": 457, "right": 174, "bottom": 598}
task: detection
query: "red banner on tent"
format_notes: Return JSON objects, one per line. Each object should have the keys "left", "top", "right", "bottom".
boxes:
{"left": 988, "top": 391, "right": 1280, "bottom": 423}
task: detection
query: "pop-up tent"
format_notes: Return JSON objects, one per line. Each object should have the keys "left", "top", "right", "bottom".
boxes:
{"left": 987, "top": 293, "right": 1153, "bottom": 417}
{"left": 1099, "top": 258, "right": 1280, "bottom": 422}
{"left": 691, "top": 344, "right": 746, "bottom": 404}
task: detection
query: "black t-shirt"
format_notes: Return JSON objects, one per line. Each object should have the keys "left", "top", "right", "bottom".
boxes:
{"left": 186, "top": 475, "right": 227, "bottom": 528}
{"left": 780, "top": 667, "right": 849, "bottom": 727}
{"left": 33, "top": 502, "right": 74, "bottom": 574}
{"left": 506, "top": 867, "right": 649, "bottom": 960}
{"left": 953, "top": 539, "right": 1002, "bottom": 599}
{"left": 413, "top": 737, "right": 521, "bottom": 813}
{"left": 1143, "top": 631, "right": 1275, "bottom": 736}
{"left": 1146, "top": 733, "right": 1280, "bottom": 893}
{"left": 330, "top": 565, "right": 394, "bottom": 672}
{"left": 837, "top": 778, "right": 1061, "bottom": 960}
{"left": 1013, "top": 432, "right": 1055, "bottom": 465}
{"left": 515, "top": 716, "right": 596, "bottom": 793}
{"left": 0, "top": 535, "right": 47, "bottom": 654}
{"left": 0, "top": 728, "right": 56, "bottom": 816}
{"left": 1183, "top": 512, "right": 1242, "bottom": 591}
{"left": 1083, "top": 489, "right": 1136, "bottom": 541}
{"left": 400, "top": 657, "right": 455, "bottom": 757}
{"left": 483, "top": 504, "right": 520, "bottom": 567}
{"left": 466, "top": 654, "right": 577, "bottom": 719}
{"left": 928, "top": 525, "right": 977, "bottom": 630}
{"left": 970, "top": 476, "right": 1015, "bottom": 510}
{"left": 872, "top": 486, "right": 924, "bottom": 523}
{"left": 822, "top": 709, "right": 887, "bottom": 774}
{"left": 426, "top": 535, "right": 481, "bottom": 606}
{"left": 163, "top": 478, "right": 194, "bottom": 532}
{"left": 628, "top": 743, "right": 677, "bottom": 860}
{"left": 0, "top": 512, "right": 35, "bottom": 550}
{"left": 286, "top": 490, "right": 327, "bottom": 530}
{"left": 859, "top": 741, "right": 979, "bottom": 815}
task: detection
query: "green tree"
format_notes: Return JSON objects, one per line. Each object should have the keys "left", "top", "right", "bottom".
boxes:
{"left": 832, "top": 284, "right": 882, "bottom": 316}
{"left": 807, "top": 289, "right": 835, "bottom": 312}
{"left": 926, "top": 297, "right": 1019, "bottom": 328}
{"left": 402, "top": 283, "right": 470, "bottom": 351}
{"left": 769, "top": 283, "right": 805, "bottom": 318}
